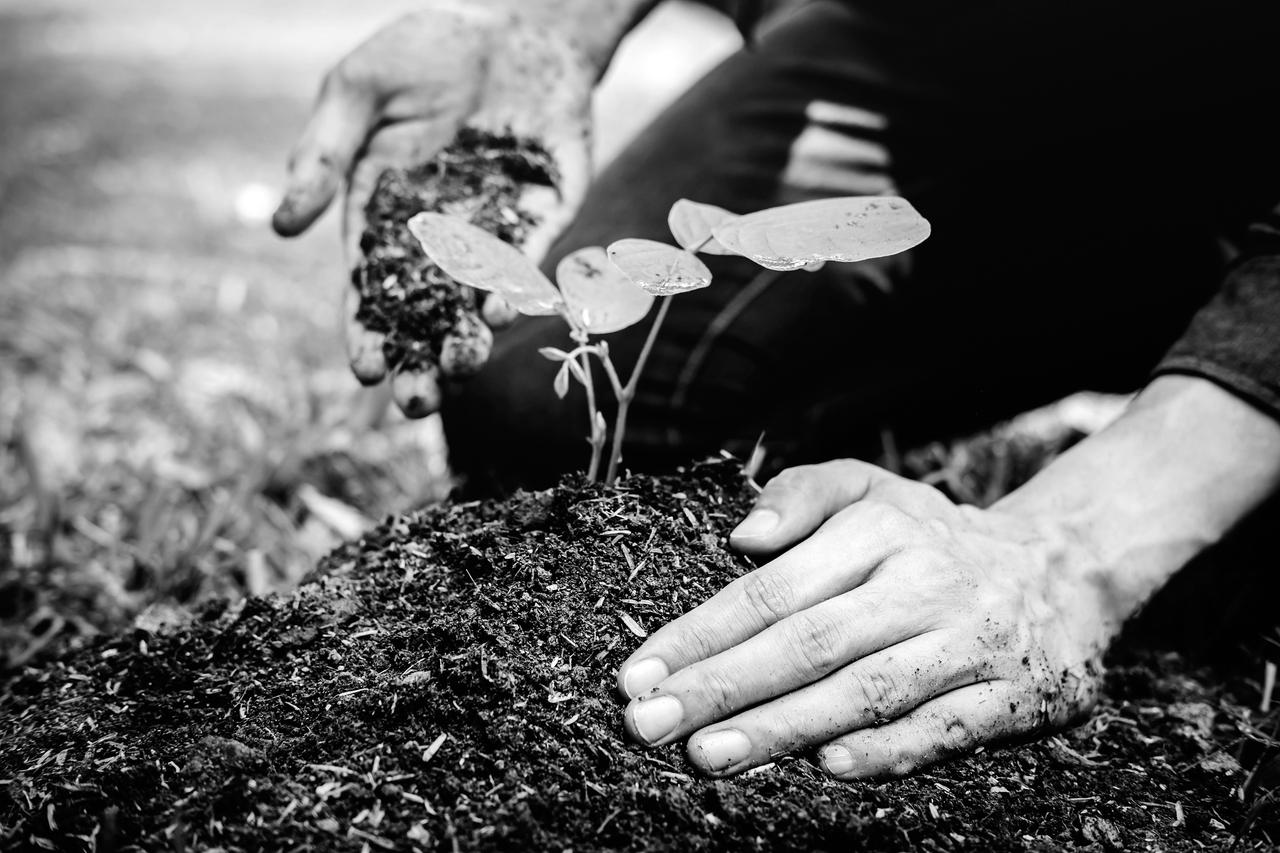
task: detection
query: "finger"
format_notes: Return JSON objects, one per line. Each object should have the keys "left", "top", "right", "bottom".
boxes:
{"left": 680, "top": 632, "right": 976, "bottom": 775}
{"left": 344, "top": 285, "right": 387, "bottom": 385}
{"left": 274, "top": 67, "right": 377, "bottom": 238}
{"left": 480, "top": 294, "right": 519, "bottom": 329}
{"left": 622, "top": 580, "right": 945, "bottom": 747}
{"left": 820, "top": 680, "right": 1027, "bottom": 781}
{"left": 392, "top": 366, "right": 442, "bottom": 419}
{"left": 438, "top": 310, "right": 493, "bottom": 378}
{"left": 730, "top": 460, "right": 893, "bottom": 556}
{"left": 616, "top": 498, "right": 917, "bottom": 699}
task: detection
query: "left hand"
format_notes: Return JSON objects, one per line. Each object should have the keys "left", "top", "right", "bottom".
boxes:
{"left": 616, "top": 460, "right": 1114, "bottom": 780}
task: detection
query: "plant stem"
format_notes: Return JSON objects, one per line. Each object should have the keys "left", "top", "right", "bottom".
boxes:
{"left": 604, "top": 295, "right": 673, "bottom": 485}
{"left": 579, "top": 350, "right": 604, "bottom": 482}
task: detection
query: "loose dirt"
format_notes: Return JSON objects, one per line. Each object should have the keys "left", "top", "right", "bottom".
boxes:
{"left": 354, "top": 128, "right": 556, "bottom": 376}
{"left": 2, "top": 461, "right": 1276, "bottom": 851}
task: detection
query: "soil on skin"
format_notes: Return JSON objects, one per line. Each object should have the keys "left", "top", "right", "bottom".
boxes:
{"left": 355, "top": 128, "right": 556, "bottom": 375}
{"left": 2, "top": 461, "right": 1276, "bottom": 851}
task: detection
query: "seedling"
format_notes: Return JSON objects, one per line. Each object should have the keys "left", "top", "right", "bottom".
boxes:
{"left": 409, "top": 195, "right": 930, "bottom": 485}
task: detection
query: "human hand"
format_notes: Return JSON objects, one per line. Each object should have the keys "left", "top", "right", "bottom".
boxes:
{"left": 615, "top": 460, "right": 1116, "bottom": 780}
{"left": 272, "top": 2, "right": 593, "bottom": 416}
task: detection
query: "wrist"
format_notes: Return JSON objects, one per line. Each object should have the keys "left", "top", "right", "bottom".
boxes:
{"left": 488, "top": 0, "right": 657, "bottom": 74}
{"left": 995, "top": 375, "right": 1280, "bottom": 626}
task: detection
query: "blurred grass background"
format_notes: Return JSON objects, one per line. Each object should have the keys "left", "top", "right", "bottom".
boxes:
{"left": 0, "top": 0, "right": 1123, "bottom": 668}
{"left": 0, "top": 0, "right": 744, "bottom": 665}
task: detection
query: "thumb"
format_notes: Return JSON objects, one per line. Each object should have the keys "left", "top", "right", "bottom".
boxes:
{"left": 730, "top": 460, "right": 885, "bottom": 555}
{"left": 273, "top": 68, "right": 376, "bottom": 238}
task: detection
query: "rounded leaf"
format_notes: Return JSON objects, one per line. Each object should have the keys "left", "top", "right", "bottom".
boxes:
{"left": 605, "top": 239, "right": 712, "bottom": 297}
{"left": 556, "top": 246, "right": 655, "bottom": 335}
{"left": 710, "top": 196, "right": 930, "bottom": 271}
{"left": 407, "top": 212, "right": 562, "bottom": 315}
{"left": 667, "top": 199, "right": 738, "bottom": 255}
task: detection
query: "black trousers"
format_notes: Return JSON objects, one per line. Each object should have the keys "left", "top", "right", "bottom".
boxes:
{"left": 445, "top": 0, "right": 1264, "bottom": 493}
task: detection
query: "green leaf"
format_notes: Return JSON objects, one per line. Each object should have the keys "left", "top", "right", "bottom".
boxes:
{"left": 605, "top": 239, "right": 712, "bottom": 297}
{"left": 667, "top": 199, "right": 737, "bottom": 255}
{"left": 407, "top": 213, "right": 562, "bottom": 315}
{"left": 556, "top": 247, "right": 655, "bottom": 335}
{"left": 710, "top": 196, "right": 930, "bottom": 271}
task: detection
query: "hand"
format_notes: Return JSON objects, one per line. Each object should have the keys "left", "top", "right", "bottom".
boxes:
{"left": 615, "top": 460, "right": 1114, "bottom": 780}
{"left": 271, "top": 2, "right": 594, "bottom": 416}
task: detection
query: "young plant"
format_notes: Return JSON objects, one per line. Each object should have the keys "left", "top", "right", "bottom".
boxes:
{"left": 407, "top": 194, "right": 930, "bottom": 486}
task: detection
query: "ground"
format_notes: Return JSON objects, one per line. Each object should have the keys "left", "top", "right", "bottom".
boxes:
{"left": 3, "top": 462, "right": 1279, "bottom": 851}
{"left": 1, "top": 1, "right": 1278, "bottom": 849}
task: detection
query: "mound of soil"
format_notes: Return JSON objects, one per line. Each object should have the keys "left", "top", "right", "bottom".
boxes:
{"left": 355, "top": 128, "right": 556, "bottom": 375}
{"left": 2, "top": 461, "right": 1276, "bottom": 851}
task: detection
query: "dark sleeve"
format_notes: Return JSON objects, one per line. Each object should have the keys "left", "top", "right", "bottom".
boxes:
{"left": 1153, "top": 203, "right": 1280, "bottom": 420}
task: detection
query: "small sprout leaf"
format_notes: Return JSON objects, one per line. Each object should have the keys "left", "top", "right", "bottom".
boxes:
{"left": 667, "top": 199, "right": 738, "bottom": 255}
{"left": 556, "top": 246, "right": 656, "bottom": 334}
{"left": 539, "top": 346, "right": 572, "bottom": 363}
{"left": 710, "top": 196, "right": 930, "bottom": 271}
{"left": 565, "top": 358, "right": 589, "bottom": 387}
{"left": 606, "top": 239, "right": 712, "bottom": 296}
{"left": 553, "top": 362, "right": 571, "bottom": 399}
{"left": 407, "top": 212, "right": 562, "bottom": 315}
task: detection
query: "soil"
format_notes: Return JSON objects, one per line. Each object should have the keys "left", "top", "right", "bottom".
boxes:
{"left": 354, "top": 128, "right": 556, "bottom": 375}
{"left": 2, "top": 460, "right": 1278, "bottom": 852}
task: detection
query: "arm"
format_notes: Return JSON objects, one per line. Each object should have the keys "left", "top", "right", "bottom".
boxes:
{"left": 997, "top": 374, "right": 1280, "bottom": 632}
{"left": 613, "top": 373, "right": 1280, "bottom": 779}
{"left": 271, "top": 0, "right": 663, "bottom": 415}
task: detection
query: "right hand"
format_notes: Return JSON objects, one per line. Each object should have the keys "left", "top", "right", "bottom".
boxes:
{"left": 272, "top": 2, "right": 595, "bottom": 417}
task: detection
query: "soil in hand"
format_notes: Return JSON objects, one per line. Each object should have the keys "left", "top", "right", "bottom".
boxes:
{"left": 2, "top": 461, "right": 1276, "bottom": 851}
{"left": 355, "top": 128, "right": 556, "bottom": 377}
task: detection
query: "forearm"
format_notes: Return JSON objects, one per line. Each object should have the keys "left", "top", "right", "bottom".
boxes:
{"left": 996, "top": 375, "right": 1280, "bottom": 628}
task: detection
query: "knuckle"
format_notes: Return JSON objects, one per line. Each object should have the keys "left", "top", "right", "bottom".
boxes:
{"left": 764, "top": 465, "right": 815, "bottom": 499}
{"left": 935, "top": 715, "right": 974, "bottom": 755}
{"left": 736, "top": 571, "right": 796, "bottom": 627}
{"left": 846, "top": 667, "right": 898, "bottom": 715}
{"left": 673, "top": 618, "right": 722, "bottom": 662}
{"left": 689, "top": 665, "right": 743, "bottom": 716}
{"left": 782, "top": 610, "right": 846, "bottom": 676}
{"left": 858, "top": 500, "right": 914, "bottom": 535}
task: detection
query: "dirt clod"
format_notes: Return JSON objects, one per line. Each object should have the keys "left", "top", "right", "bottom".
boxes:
{"left": 354, "top": 127, "right": 556, "bottom": 375}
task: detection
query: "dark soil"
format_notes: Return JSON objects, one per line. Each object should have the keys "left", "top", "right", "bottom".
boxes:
{"left": 354, "top": 128, "right": 556, "bottom": 375}
{"left": 2, "top": 461, "right": 1278, "bottom": 851}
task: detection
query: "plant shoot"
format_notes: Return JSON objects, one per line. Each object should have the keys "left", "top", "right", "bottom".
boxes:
{"left": 409, "top": 195, "right": 930, "bottom": 485}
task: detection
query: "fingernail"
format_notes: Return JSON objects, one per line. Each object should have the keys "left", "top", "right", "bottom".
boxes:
{"left": 732, "top": 509, "right": 779, "bottom": 540}
{"left": 631, "top": 695, "right": 683, "bottom": 744}
{"left": 622, "top": 658, "right": 668, "bottom": 698}
{"left": 690, "top": 729, "right": 751, "bottom": 772}
{"left": 821, "top": 745, "right": 855, "bottom": 777}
